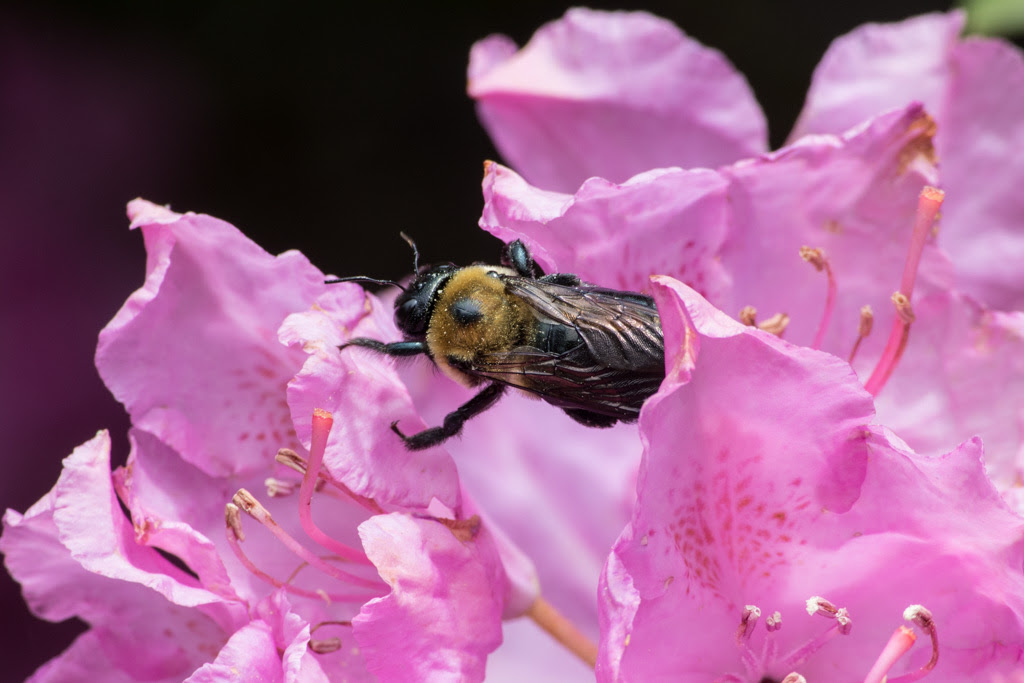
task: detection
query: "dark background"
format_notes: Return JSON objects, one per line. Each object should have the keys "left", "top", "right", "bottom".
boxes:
{"left": 2, "top": 1, "right": 1008, "bottom": 679}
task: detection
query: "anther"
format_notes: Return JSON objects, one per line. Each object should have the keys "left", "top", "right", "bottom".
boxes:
{"left": 435, "top": 515, "right": 482, "bottom": 542}
{"left": 309, "top": 638, "right": 342, "bottom": 654}
{"left": 848, "top": 305, "right": 874, "bottom": 363}
{"left": 739, "top": 306, "right": 758, "bottom": 326}
{"left": 892, "top": 292, "right": 915, "bottom": 324}
{"left": 777, "top": 597, "right": 851, "bottom": 670}
{"left": 737, "top": 605, "right": 761, "bottom": 645}
{"left": 765, "top": 611, "right": 782, "bottom": 632}
{"left": 225, "top": 502, "right": 244, "bottom": 541}
{"left": 864, "top": 605, "right": 939, "bottom": 683}
{"left": 758, "top": 312, "right": 790, "bottom": 337}
{"left": 781, "top": 674, "right": 807, "bottom": 683}
{"left": 266, "top": 477, "right": 298, "bottom": 497}
{"left": 275, "top": 448, "right": 305, "bottom": 473}
{"left": 805, "top": 596, "right": 842, "bottom": 621}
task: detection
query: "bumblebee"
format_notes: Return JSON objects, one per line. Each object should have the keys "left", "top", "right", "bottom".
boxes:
{"left": 336, "top": 238, "right": 665, "bottom": 450}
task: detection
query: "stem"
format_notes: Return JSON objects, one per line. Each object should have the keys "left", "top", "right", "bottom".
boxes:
{"left": 527, "top": 596, "right": 598, "bottom": 668}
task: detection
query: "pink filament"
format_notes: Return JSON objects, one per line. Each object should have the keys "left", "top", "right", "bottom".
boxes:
{"left": 225, "top": 516, "right": 380, "bottom": 603}
{"left": 297, "top": 409, "right": 376, "bottom": 564}
{"left": 863, "top": 187, "right": 944, "bottom": 396}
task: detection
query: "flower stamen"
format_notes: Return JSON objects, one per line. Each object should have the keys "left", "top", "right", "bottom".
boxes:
{"left": 739, "top": 306, "right": 758, "bottom": 326}
{"left": 848, "top": 305, "right": 874, "bottom": 363}
{"left": 800, "top": 246, "right": 836, "bottom": 350}
{"left": 774, "top": 597, "right": 852, "bottom": 670}
{"left": 758, "top": 312, "right": 790, "bottom": 337}
{"left": 862, "top": 604, "right": 938, "bottom": 683}
{"left": 265, "top": 477, "right": 298, "bottom": 497}
{"left": 863, "top": 186, "right": 944, "bottom": 396}
{"left": 736, "top": 604, "right": 761, "bottom": 645}
{"left": 309, "top": 620, "right": 352, "bottom": 654}
{"left": 224, "top": 502, "right": 378, "bottom": 603}
{"left": 231, "top": 488, "right": 380, "bottom": 586}
{"left": 276, "top": 447, "right": 384, "bottom": 514}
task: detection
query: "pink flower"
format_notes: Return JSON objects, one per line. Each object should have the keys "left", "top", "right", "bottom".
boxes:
{"left": 471, "top": 8, "right": 1024, "bottom": 504}
{"left": 469, "top": 7, "right": 1024, "bottom": 679}
{"left": 599, "top": 278, "right": 1024, "bottom": 680}
{"left": 6, "top": 8, "right": 1024, "bottom": 682}
{"left": 2, "top": 199, "right": 539, "bottom": 681}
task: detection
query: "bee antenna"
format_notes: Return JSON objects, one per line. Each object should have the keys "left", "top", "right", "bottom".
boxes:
{"left": 324, "top": 275, "right": 407, "bottom": 292}
{"left": 399, "top": 231, "right": 420, "bottom": 272}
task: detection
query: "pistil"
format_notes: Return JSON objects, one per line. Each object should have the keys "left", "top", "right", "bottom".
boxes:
{"left": 863, "top": 187, "right": 944, "bottom": 396}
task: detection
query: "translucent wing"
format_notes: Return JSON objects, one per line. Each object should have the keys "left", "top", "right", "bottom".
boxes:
{"left": 462, "top": 278, "right": 665, "bottom": 422}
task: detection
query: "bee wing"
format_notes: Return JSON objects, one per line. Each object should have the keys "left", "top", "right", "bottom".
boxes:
{"left": 504, "top": 278, "right": 664, "bottom": 373}
{"left": 463, "top": 278, "right": 665, "bottom": 420}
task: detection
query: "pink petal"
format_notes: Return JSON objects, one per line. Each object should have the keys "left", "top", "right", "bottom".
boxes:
{"left": 113, "top": 428, "right": 246, "bottom": 604}
{"left": 936, "top": 37, "right": 1024, "bottom": 311}
{"left": 482, "top": 104, "right": 943, "bottom": 370}
{"left": 469, "top": 8, "right": 766, "bottom": 193}
{"left": 97, "top": 199, "right": 325, "bottom": 478}
{"left": 791, "top": 12, "right": 1024, "bottom": 310}
{"left": 789, "top": 12, "right": 964, "bottom": 142}
{"left": 184, "top": 621, "right": 286, "bottom": 683}
{"left": 353, "top": 513, "right": 506, "bottom": 682}
{"left": 185, "top": 592, "right": 335, "bottom": 683}
{"left": 280, "top": 285, "right": 461, "bottom": 510}
{"left": 2, "top": 436, "right": 232, "bottom": 680}
{"left": 600, "top": 277, "right": 1024, "bottom": 679}
{"left": 26, "top": 631, "right": 137, "bottom": 683}
{"left": 721, "top": 104, "right": 945, "bottom": 366}
{"left": 403, "top": 358, "right": 635, "bottom": 628}
{"left": 874, "top": 292, "right": 1024, "bottom": 497}
{"left": 480, "top": 162, "right": 731, "bottom": 300}
{"left": 49, "top": 431, "right": 227, "bottom": 610}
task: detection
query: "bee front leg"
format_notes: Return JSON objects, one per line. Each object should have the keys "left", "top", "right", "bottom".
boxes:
{"left": 392, "top": 383, "right": 506, "bottom": 450}
{"left": 339, "top": 338, "right": 428, "bottom": 357}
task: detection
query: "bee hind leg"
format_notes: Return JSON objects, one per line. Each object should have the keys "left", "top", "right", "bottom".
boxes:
{"left": 563, "top": 408, "right": 619, "bottom": 428}
{"left": 392, "top": 383, "right": 506, "bottom": 450}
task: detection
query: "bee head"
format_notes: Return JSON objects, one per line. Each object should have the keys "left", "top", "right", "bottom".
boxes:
{"left": 394, "top": 264, "right": 457, "bottom": 339}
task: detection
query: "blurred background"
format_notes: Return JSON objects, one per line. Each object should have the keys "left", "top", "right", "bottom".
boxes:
{"left": 2, "top": 1, "right": 1020, "bottom": 679}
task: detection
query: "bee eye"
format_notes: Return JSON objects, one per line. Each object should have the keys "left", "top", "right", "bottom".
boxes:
{"left": 450, "top": 298, "right": 484, "bottom": 325}
{"left": 395, "top": 298, "right": 427, "bottom": 336}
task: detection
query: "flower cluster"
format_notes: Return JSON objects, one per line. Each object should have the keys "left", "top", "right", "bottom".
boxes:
{"left": 5, "top": 8, "right": 1024, "bottom": 682}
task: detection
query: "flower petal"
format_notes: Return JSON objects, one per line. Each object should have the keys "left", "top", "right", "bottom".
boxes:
{"left": 97, "top": 199, "right": 325, "bottom": 477}
{"left": 600, "top": 277, "right": 1024, "bottom": 679}
{"left": 469, "top": 8, "right": 766, "bottom": 192}
{"left": 790, "top": 12, "right": 964, "bottom": 142}
{"left": 280, "top": 285, "right": 461, "bottom": 510}
{"left": 353, "top": 513, "right": 506, "bottom": 682}
{"left": 2, "top": 433, "right": 232, "bottom": 680}
{"left": 874, "top": 292, "right": 1024, "bottom": 498}
{"left": 792, "top": 12, "right": 1024, "bottom": 309}
{"left": 482, "top": 104, "right": 942, "bottom": 370}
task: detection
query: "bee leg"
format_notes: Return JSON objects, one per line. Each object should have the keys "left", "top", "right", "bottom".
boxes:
{"left": 502, "top": 239, "right": 543, "bottom": 278}
{"left": 538, "top": 273, "right": 581, "bottom": 286}
{"left": 391, "top": 383, "right": 506, "bottom": 450}
{"left": 563, "top": 408, "right": 619, "bottom": 428}
{"left": 339, "top": 338, "right": 428, "bottom": 357}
